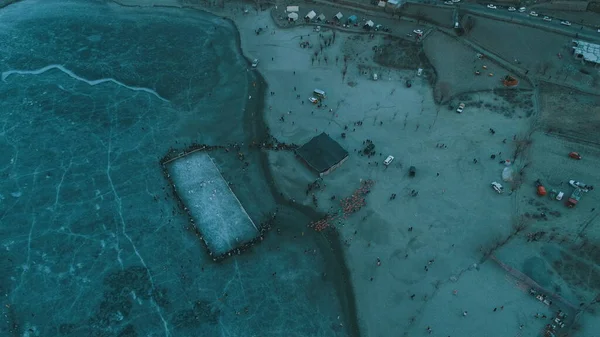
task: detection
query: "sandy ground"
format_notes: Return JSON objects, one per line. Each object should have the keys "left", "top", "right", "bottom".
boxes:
{"left": 236, "top": 6, "right": 600, "bottom": 337}
{"left": 233, "top": 8, "right": 567, "bottom": 337}
{"left": 107, "top": 1, "right": 600, "bottom": 336}
{"left": 423, "top": 30, "right": 525, "bottom": 101}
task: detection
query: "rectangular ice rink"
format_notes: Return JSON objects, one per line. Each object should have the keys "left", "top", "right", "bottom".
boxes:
{"left": 168, "top": 152, "right": 259, "bottom": 257}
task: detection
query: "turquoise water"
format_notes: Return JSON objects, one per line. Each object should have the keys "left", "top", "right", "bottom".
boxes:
{"left": 0, "top": 1, "right": 354, "bottom": 336}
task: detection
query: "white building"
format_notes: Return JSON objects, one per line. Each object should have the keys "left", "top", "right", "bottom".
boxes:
{"left": 305, "top": 10, "right": 316, "bottom": 20}
{"left": 286, "top": 5, "right": 299, "bottom": 12}
{"left": 572, "top": 40, "right": 600, "bottom": 65}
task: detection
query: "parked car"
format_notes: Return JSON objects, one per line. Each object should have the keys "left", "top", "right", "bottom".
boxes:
{"left": 567, "top": 188, "right": 583, "bottom": 208}
{"left": 384, "top": 155, "right": 394, "bottom": 166}
{"left": 491, "top": 182, "right": 504, "bottom": 194}
{"left": 543, "top": 16, "right": 552, "bottom": 22}
{"left": 508, "top": 6, "right": 516, "bottom": 11}
{"left": 556, "top": 191, "right": 564, "bottom": 201}
{"left": 308, "top": 97, "right": 319, "bottom": 104}
{"left": 409, "top": 166, "right": 416, "bottom": 177}
{"left": 518, "top": 7, "right": 526, "bottom": 12}
{"left": 529, "top": 11, "right": 538, "bottom": 17}
{"left": 487, "top": 4, "right": 497, "bottom": 9}
{"left": 569, "top": 180, "right": 594, "bottom": 192}
{"left": 456, "top": 102, "right": 465, "bottom": 113}
{"left": 452, "top": 0, "right": 461, "bottom": 2}
{"left": 444, "top": 1, "right": 453, "bottom": 4}
{"left": 413, "top": 29, "right": 423, "bottom": 35}
{"left": 560, "top": 21, "right": 571, "bottom": 26}
{"left": 251, "top": 59, "right": 259, "bottom": 68}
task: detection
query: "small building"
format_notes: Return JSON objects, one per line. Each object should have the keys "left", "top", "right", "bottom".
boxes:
{"left": 378, "top": 1, "right": 387, "bottom": 7}
{"left": 286, "top": 5, "right": 299, "bottom": 12}
{"left": 305, "top": 10, "right": 316, "bottom": 21}
{"left": 572, "top": 40, "right": 600, "bottom": 65}
{"left": 364, "top": 20, "right": 375, "bottom": 29}
{"left": 317, "top": 13, "right": 326, "bottom": 21}
{"left": 296, "top": 133, "right": 349, "bottom": 177}
{"left": 334, "top": 12, "right": 343, "bottom": 21}
{"left": 288, "top": 12, "right": 299, "bottom": 21}
{"left": 347, "top": 15, "right": 358, "bottom": 24}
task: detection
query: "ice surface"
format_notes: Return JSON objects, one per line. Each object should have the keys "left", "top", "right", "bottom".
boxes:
{"left": 168, "top": 152, "right": 259, "bottom": 256}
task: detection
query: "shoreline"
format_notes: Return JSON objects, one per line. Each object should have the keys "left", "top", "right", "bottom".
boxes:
{"left": 106, "top": 1, "right": 362, "bottom": 335}
{"left": 229, "top": 10, "right": 362, "bottom": 337}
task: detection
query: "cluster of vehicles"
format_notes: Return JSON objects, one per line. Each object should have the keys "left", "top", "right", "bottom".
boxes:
{"left": 491, "top": 178, "right": 592, "bottom": 208}
{"left": 483, "top": 4, "right": 575, "bottom": 26}
{"left": 308, "top": 89, "right": 326, "bottom": 104}
{"left": 490, "top": 152, "right": 593, "bottom": 209}
{"left": 529, "top": 289, "right": 570, "bottom": 336}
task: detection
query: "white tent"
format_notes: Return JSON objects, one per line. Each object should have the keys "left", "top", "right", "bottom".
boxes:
{"left": 305, "top": 10, "right": 316, "bottom": 20}
{"left": 288, "top": 12, "right": 299, "bottom": 21}
{"left": 378, "top": 1, "right": 386, "bottom": 7}
{"left": 286, "top": 5, "right": 299, "bottom": 12}
{"left": 317, "top": 13, "right": 326, "bottom": 21}
{"left": 364, "top": 20, "right": 375, "bottom": 27}
{"left": 334, "top": 12, "right": 343, "bottom": 20}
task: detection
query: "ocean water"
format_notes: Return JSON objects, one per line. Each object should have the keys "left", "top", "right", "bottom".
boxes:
{"left": 0, "top": 1, "right": 354, "bottom": 336}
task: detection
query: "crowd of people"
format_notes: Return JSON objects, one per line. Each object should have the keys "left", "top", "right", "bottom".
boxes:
{"left": 309, "top": 179, "right": 375, "bottom": 232}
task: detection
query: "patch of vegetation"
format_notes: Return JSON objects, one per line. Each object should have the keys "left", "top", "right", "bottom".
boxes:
{"left": 373, "top": 39, "right": 422, "bottom": 70}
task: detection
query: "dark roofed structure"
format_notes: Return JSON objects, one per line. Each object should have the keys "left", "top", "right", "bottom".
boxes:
{"left": 296, "top": 132, "right": 349, "bottom": 176}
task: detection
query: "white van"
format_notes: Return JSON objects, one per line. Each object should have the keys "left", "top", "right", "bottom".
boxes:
{"left": 313, "top": 89, "right": 326, "bottom": 99}
{"left": 384, "top": 155, "right": 394, "bottom": 166}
